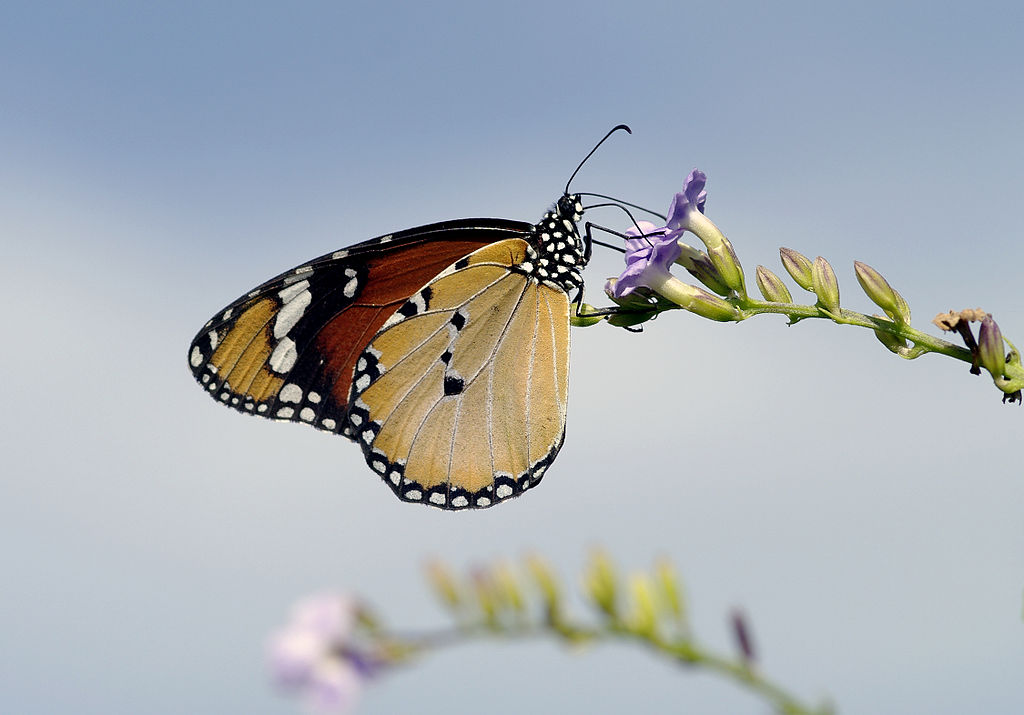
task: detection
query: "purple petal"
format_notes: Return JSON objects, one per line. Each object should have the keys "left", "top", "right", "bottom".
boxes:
{"left": 289, "top": 593, "right": 356, "bottom": 641}
{"left": 665, "top": 169, "right": 708, "bottom": 229}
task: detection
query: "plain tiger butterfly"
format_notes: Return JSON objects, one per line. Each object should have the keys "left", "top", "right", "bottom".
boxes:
{"left": 188, "top": 126, "right": 631, "bottom": 509}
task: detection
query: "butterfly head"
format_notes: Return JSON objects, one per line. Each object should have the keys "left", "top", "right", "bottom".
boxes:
{"left": 556, "top": 193, "right": 585, "bottom": 223}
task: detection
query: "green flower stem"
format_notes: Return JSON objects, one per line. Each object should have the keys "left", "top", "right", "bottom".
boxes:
{"left": 394, "top": 617, "right": 829, "bottom": 715}
{"left": 737, "top": 298, "right": 969, "bottom": 361}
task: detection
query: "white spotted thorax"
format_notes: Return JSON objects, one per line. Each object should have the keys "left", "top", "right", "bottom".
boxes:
{"left": 519, "top": 193, "right": 588, "bottom": 292}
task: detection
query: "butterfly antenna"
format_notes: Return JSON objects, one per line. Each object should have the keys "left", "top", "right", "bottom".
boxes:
{"left": 578, "top": 192, "right": 667, "bottom": 222}
{"left": 564, "top": 124, "right": 631, "bottom": 195}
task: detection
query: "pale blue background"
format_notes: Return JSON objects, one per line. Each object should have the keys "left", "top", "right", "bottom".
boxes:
{"left": 3, "top": 1, "right": 1022, "bottom": 713}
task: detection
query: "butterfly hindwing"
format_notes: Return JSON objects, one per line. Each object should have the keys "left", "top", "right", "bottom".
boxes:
{"left": 188, "top": 220, "right": 533, "bottom": 433}
{"left": 347, "top": 238, "right": 572, "bottom": 510}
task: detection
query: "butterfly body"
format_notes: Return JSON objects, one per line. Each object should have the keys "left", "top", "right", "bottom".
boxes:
{"left": 189, "top": 193, "right": 587, "bottom": 510}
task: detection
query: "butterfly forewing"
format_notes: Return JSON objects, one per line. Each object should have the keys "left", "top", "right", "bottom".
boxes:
{"left": 187, "top": 221, "right": 532, "bottom": 432}
{"left": 347, "top": 238, "right": 572, "bottom": 509}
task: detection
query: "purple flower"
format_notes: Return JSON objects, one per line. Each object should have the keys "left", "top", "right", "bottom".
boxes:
{"left": 612, "top": 222, "right": 682, "bottom": 299}
{"left": 665, "top": 170, "right": 707, "bottom": 230}
{"left": 269, "top": 593, "right": 365, "bottom": 713}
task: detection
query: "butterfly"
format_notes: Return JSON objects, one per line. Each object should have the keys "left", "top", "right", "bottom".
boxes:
{"left": 188, "top": 126, "right": 630, "bottom": 510}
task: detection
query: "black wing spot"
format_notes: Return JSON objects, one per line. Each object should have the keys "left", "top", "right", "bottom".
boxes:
{"left": 450, "top": 311, "right": 466, "bottom": 331}
{"left": 440, "top": 350, "right": 453, "bottom": 365}
{"left": 454, "top": 257, "right": 471, "bottom": 270}
{"left": 443, "top": 374, "right": 465, "bottom": 396}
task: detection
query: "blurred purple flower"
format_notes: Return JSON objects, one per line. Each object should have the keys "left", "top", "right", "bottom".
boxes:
{"left": 268, "top": 592, "right": 365, "bottom": 713}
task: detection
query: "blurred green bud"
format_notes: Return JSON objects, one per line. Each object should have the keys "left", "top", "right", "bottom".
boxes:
{"left": 492, "top": 562, "right": 526, "bottom": 615}
{"left": 626, "top": 574, "right": 657, "bottom": 637}
{"left": 779, "top": 247, "right": 815, "bottom": 291}
{"left": 570, "top": 303, "right": 604, "bottom": 327}
{"left": 470, "top": 568, "right": 499, "bottom": 625}
{"left": 654, "top": 558, "right": 687, "bottom": 625}
{"left": 425, "top": 560, "right": 462, "bottom": 610}
{"left": 584, "top": 549, "right": 619, "bottom": 618}
{"left": 854, "top": 261, "right": 903, "bottom": 323}
{"left": 676, "top": 243, "right": 732, "bottom": 296}
{"left": 812, "top": 256, "right": 841, "bottom": 315}
{"left": 754, "top": 265, "right": 793, "bottom": 303}
{"left": 526, "top": 555, "right": 561, "bottom": 619}
{"left": 978, "top": 315, "right": 1006, "bottom": 379}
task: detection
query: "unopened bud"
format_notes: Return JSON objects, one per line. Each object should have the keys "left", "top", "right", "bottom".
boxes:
{"left": 978, "top": 315, "right": 1006, "bottom": 379}
{"left": 755, "top": 265, "right": 793, "bottom": 303}
{"left": 854, "top": 261, "right": 903, "bottom": 322}
{"left": 811, "top": 256, "right": 841, "bottom": 315}
{"left": 676, "top": 243, "right": 731, "bottom": 296}
{"left": 779, "top": 247, "right": 814, "bottom": 291}
{"left": 570, "top": 303, "right": 603, "bottom": 327}
{"left": 707, "top": 237, "right": 745, "bottom": 295}
{"left": 584, "top": 550, "right": 618, "bottom": 618}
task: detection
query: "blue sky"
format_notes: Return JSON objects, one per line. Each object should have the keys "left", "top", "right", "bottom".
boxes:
{"left": 3, "top": 1, "right": 1023, "bottom": 713}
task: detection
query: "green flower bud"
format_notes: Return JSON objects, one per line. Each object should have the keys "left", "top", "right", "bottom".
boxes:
{"left": 755, "top": 265, "right": 793, "bottom": 303}
{"left": 707, "top": 237, "right": 746, "bottom": 296}
{"left": 874, "top": 328, "right": 909, "bottom": 355}
{"left": 812, "top": 256, "right": 841, "bottom": 315}
{"left": 854, "top": 261, "right": 903, "bottom": 323}
{"left": 584, "top": 550, "right": 619, "bottom": 618}
{"left": 654, "top": 558, "right": 687, "bottom": 625}
{"left": 676, "top": 243, "right": 731, "bottom": 296}
{"left": 526, "top": 555, "right": 561, "bottom": 620}
{"left": 978, "top": 315, "right": 1006, "bottom": 379}
{"left": 893, "top": 288, "right": 912, "bottom": 325}
{"left": 625, "top": 574, "right": 657, "bottom": 637}
{"left": 425, "top": 560, "right": 463, "bottom": 610}
{"left": 570, "top": 303, "right": 603, "bottom": 327}
{"left": 779, "top": 247, "right": 815, "bottom": 291}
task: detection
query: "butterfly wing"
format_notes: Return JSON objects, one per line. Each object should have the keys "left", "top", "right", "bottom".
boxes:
{"left": 347, "top": 238, "right": 571, "bottom": 510}
{"left": 188, "top": 219, "right": 534, "bottom": 435}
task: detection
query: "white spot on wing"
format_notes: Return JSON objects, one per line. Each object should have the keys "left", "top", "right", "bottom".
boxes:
{"left": 321, "top": 418, "right": 336, "bottom": 430}
{"left": 274, "top": 284, "right": 312, "bottom": 339}
{"left": 277, "top": 406, "right": 295, "bottom": 418}
{"left": 308, "top": 392, "right": 321, "bottom": 404}
{"left": 429, "top": 492, "right": 446, "bottom": 505}
{"left": 190, "top": 346, "right": 203, "bottom": 368}
{"left": 280, "top": 383, "right": 303, "bottom": 403}
{"left": 300, "top": 407, "right": 315, "bottom": 421}
{"left": 332, "top": 249, "right": 349, "bottom": 260}
{"left": 269, "top": 337, "right": 297, "bottom": 373}
{"left": 496, "top": 484, "right": 513, "bottom": 499}
{"left": 208, "top": 331, "right": 219, "bottom": 350}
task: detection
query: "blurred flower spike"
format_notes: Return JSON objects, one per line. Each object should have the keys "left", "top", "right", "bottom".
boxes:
{"left": 268, "top": 593, "right": 381, "bottom": 714}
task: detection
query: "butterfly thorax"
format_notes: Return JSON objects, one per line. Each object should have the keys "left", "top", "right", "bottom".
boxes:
{"left": 516, "top": 193, "right": 586, "bottom": 293}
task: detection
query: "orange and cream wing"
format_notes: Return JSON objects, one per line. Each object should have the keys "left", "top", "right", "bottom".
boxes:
{"left": 347, "top": 238, "right": 572, "bottom": 510}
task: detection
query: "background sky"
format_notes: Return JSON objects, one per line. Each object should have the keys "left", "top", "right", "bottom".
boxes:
{"left": 3, "top": 1, "right": 1023, "bottom": 713}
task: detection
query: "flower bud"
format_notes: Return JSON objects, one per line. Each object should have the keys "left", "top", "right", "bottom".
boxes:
{"left": 874, "top": 328, "right": 909, "bottom": 355}
{"left": 687, "top": 289, "right": 744, "bottom": 322}
{"left": 584, "top": 550, "right": 618, "bottom": 618}
{"left": 676, "top": 243, "right": 731, "bottom": 296}
{"left": 811, "top": 256, "right": 841, "bottom": 315}
{"left": 893, "top": 289, "right": 911, "bottom": 325}
{"left": 854, "top": 261, "right": 903, "bottom": 323}
{"left": 570, "top": 303, "right": 603, "bottom": 327}
{"left": 707, "top": 237, "right": 745, "bottom": 295}
{"left": 978, "top": 315, "right": 1006, "bottom": 379}
{"left": 654, "top": 558, "right": 686, "bottom": 625}
{"left": 754, "top": 265, "right": 793, "bottom": 303}
{"left": 779, "top": 247, "right": 814, "bottom": 291}
{"left": 625, "top": 574, "right": 657, "bottom": 637}
{"left": 526, "top": 555, "right": 561, "bottom": 619}
{"left": 425, "top": 560, "right": 462, "bottom": 610}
